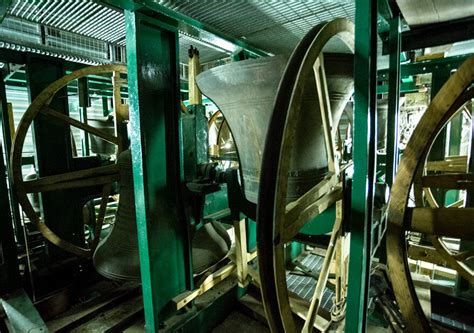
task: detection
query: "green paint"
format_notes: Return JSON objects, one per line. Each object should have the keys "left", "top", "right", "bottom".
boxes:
{"left": 27, "top": 56, "right": 84, "bottom": 259}
{"left": 378, "top": 54, "right": 471, "bottom": 79}
{"left": 299, "top": 205, "right": 336, "bottom": 235}
{"left": 0, "top": 139, "right": 19, "bottom": 294}
{"left": 346, "top": 0, "right": 378, "bottom": 331}
{"left": 385, "top": 16, "right": 401, "bottom": 187}
{"left": 126, "top": 11, "right": 191, "bottom": 331}
{"left": 0, "top": 289, "right": 47, "bottom": 332}
{"left": 246, "top": 218, "right": 257, "bottom": 252}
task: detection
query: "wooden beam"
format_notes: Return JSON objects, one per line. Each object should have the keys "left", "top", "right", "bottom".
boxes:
{"left": 23, "top": 164, "right": 119, "bottom": 193}
{"left": 282, "top": 186, "right": 342, "bottom": 244}
{"left": 425, "top": 155, "right": 467, "bottom": 172}
{"left": 409, "top": 207, "right": 474, "bottom": 239}
{"left": 422, "top": 173, "right": 474, "bottom": 189}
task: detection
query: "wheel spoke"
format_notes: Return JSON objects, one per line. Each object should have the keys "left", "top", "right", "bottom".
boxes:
{"left": 408, "top": 244, "right": 447, "bottom": 266}
{"left": 23, "top": 164, "right": 120, "bottom": 193}
{"left": 41, "top": 106, "right": 121, "bottom": 145}
{"left": 429, "top": 236, "right": 474, "bottom": 284}
{"left": 421, "top": 173, "right": 474, "bottom": 189}
{"left": 425, "top": 155, "right": 468, "bottom": 172}
{"left": 409, "top": 207, "right": 474, "bottom": 239}
{"left": 281, "top": 184, "right": 342, "bottom": 245}
{"left": 313, "top": 54, "right": 337, "bottom": 174}
{"left": 302, "top": 200, "right": 343, "bottom": 332}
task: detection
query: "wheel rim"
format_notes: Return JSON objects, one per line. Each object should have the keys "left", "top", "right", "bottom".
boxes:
{"left": 10, "top": 64, "right": 127, "bottom": 257}
{"left": 387, "top": 55, "right": 474, "bottom": 332}
{"left": 257, "top": 19, "right": 354, "bottom": 332}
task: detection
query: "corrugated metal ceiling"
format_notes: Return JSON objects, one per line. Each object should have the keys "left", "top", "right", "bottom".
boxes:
{"left": 5, "top": 0, "right": 356, "bottom": 62}
{"left": 157, "top": 0, "right": 356, "bottom": 55}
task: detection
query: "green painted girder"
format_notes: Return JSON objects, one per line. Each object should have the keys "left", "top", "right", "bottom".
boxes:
{"left": 125, "top": 10, "right": 192, "bottom": 332}
{"left": 377, "top": 81, "right": 416, "bottom": 95}
{"left": 99, "top": 0, "right": 270, "bottom": 58}
{"left": 0, "top": 68, "right": 23, "bottom": 246}
{"left": 385, "top": 16, "right": 401, "bottom": 187}
{"left": 0, "top": 137, "right": 19, "bottom": 294}
{"left": 346, "top": 0, "right": 378, "bottom": 331}
{"left": 26, "top": 56, "right": 85, "bottom": 260}
{"left": 1, "top": 289, "right": 47, "bottom": 332}
{"left": 378, "top": 54, "right": 472, "bottom": 79}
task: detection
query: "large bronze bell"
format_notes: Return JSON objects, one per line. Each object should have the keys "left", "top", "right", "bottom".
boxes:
{"left": 196, "top": 54, "right": 354, "bottom": 203}
{"left": 93, "top": 149, "right": 231, "bottom": 281}
{"left": 93, "top": 149, "right": 141, "bottom": 281}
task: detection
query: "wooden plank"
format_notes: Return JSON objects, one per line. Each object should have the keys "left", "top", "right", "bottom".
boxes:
{"left": 409, "top": 207, "right": 474, "bottom": 239}
{"left": 47, "top": 286, "right": 141, "bottom": 332}
{"left": 313, "top": 54, "right": 337, "bottom": 174}
{"left": 282, "top": 186, "right": 342, "bottom": 244}
{"left": 285, "top": 173, "right": 337, "bottom": 225}
{"left": 234, "top": 219, "right": 249, "bottom": 287}
{"left": 425, "top": 155, "right": 467, "bottom": 172}
{"left": 408, "top": 244, "right": 447, "bottom": 266}
{"left": 172, "top": 263, "right": 236, "bottom": 310}
{"left": 422, "top": 173, "right": 474, "bottom": 189}
{"left": 22, "top": 164, "right": 119, "bottom": 193}
{"left": 70, "top": 295, "right": 143, "bottom": 333}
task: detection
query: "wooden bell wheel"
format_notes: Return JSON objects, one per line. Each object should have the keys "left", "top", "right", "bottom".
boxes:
{"left": 257, "top": 19, "right": 354, "bottom": 332}
{"left": 387, "top": 55, "right": 474, "bottom": 332}
{"left": 10, "top": 64, "right": 127, "bottom": 258}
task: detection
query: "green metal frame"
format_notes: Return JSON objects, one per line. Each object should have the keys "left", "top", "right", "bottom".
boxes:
{"left": 385, "top": 16, "right": 401, "bottom": 187}
{"left": 0, "top": 136, "right": 19, "bottom": 295}
{"left": 346, "top": 0, "right": 378, "bottom": 331}
{"left": 125, "top": 10, "right": 192, "bottom": 331}
{"left": 26, "top": 55, "right": 86, "bottom": 260}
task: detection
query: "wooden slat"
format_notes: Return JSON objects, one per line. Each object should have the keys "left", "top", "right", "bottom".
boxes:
{"left": 313, "top": 54, "right": 337, "bottom": 174}
{"left": 172, "top": 263, "right": 236, "bottom": 310}
{"left": 409, "top": 207, "right": 474, "bottom": 239}
{"left": 408, "top": 244, "right": 447, "bottom": 266}
{"left": 281, "top": 186, "right": 342, "bottom": 244}
{"left": 285, "top": 173, "right": 337, "bottom": 226}
{"left": 41, "top": 106, "right": 120, "bottom": 145}
{"left": 425, "top": 155, "right": 467, "bottom": 172}
{"left": 23, "top": 164, "right": 119, "bottom": 193}
{"left": 422, "top": 173, "right": 474, "bottom": 189}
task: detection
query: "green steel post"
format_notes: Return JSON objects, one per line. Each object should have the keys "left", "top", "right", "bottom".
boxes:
{"left": 0, "top": 74, "right": 22, "bottom": 241}
{"left": 346, "top": 0, "right": 378, "bottom": 331}
{"left": 0, "top": 140, "right": 19, "bottom": 294}
{"left": 78, "top": 77, "right": 90, "bottom": 156}
{"left": 125, "top": 11, "right": 191, "bottom": 332}
{"left": 26, "top": 56, "right": 84, "bottom": 259}
{"left": 385, "top": 16, "right": 401, "bottom": 187}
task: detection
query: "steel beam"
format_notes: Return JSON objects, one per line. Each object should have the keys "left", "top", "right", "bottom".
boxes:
{"left": 125, "top": 10, "right": 191, "bottom": 332}
{"left": 346, "top": 0, "right": 378, "bottom": 331}
{"left": 385, "top": 16, "right": 401, "bottom": 187}
{"left": 26, "top": 56, "right": 84, "bottom": 259}
{"left": 0, "top": 140, "right": 19, "bottom": 295}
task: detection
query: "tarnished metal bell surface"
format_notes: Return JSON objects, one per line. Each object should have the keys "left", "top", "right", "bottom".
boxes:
{"left": 93, "top": 150, "right": 232, "bottom": 281}
{"left": 196, "top": 54, "right": 353, "bottom": 203}
{"left": 93, "top": 149, "right": 141, "bottom": 281}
